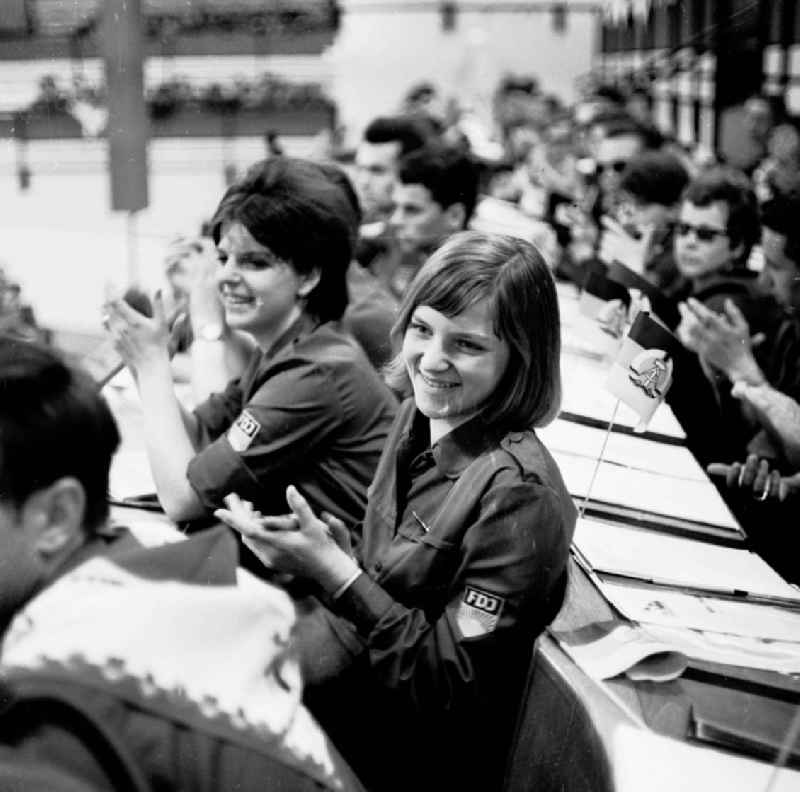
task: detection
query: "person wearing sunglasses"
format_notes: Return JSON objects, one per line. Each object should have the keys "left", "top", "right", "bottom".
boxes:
{"left": 662, "top": 169, "right": 784, "bottom": 468}
{"left": 669, "top": 168, "right": 768, "bottom": 318}
{"left": 591, "top": 116, "right": 662, "bottom": 218}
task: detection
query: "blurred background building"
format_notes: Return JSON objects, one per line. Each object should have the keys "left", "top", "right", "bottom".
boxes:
{"left": 1, "top": 1, "right": 798, "bottom": 343}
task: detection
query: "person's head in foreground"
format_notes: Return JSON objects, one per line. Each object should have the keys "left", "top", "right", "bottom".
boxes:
{"left": 390, "top": 145, "right": 480, "bottom": 259}
{"left": 386, "top": 229, "right": 561, "bottom": 440}
{"left": 210, "top": 157, "right": 357, "bottom": 347}
{"left": 759, "top": 191, "right": 800, "bottom": 311}
{"left": 674, "top": 167, "right": 760, "bottom": 286}
{"left": 0, "top": 337, "right": 119, "bottom": 625}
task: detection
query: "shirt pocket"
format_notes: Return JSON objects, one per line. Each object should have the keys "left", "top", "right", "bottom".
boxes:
{"left": 391, "top": 523, "right": 461, "bottom": 604}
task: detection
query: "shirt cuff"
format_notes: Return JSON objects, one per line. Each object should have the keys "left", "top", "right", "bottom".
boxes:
{"left": 331, "top": 568, "right": 363, "bottom": 600}
{"left": 334, "top": 572, "right": 396, "bottom": 636}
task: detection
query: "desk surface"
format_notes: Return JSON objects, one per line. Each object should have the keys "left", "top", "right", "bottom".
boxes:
{"left": 514, "top": 280, "right": 800, "bottom": 791}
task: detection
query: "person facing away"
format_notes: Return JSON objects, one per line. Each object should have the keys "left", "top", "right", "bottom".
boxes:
{"left": 0, "top": 337, "right": 364, "bottom": 792}
{"left": 103, "top": 157, "right": 397, "bottom": 553}
{"left": 215, "top": 230, "right": 577, "bottom": 791}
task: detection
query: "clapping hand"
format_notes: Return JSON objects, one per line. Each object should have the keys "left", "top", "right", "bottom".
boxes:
{"left": 104, "top": 290, "right": 172, "bottom": 375}
{"left": 677, "top": 298, "right": 765, "bottom": 383}
{"left": 707, "top": 454, "right": 800, "bottom": 503}
{"left": 215, "top": 488, "right": 358, "bottom": 594}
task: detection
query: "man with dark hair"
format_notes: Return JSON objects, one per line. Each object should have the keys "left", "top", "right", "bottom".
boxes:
{"left": 670, "top": 167, "right": 762, "bottom": 306}
{"left": 668, "top": 179, "right": 794, "bottom": 467}
{"left": 563, "top": 113, "right": 664, "bottom": 269}
{"left": 599, "top": 150, "right": 689, "bottom": 290}
{"left": 679, "top": 191, "right": 800, "bottom": 404}
{"left": 592, "top": 115, "right": 664, "bottom": 216}
{"left": 0, "top": 337, "right": 364, "bottom": 791}
{"left": 372, "top": 144, "right": 479, "bottom": 298}
{"left": 354, "top": 115, "right": 430, "bottom": 225}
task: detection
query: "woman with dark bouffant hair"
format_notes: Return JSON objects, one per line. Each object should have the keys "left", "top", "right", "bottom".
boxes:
{"left": 216, "top": 230, "right": 576, "bottom": 792}
{"left": 104, "top": 158, "right": 397, "bottom": 549}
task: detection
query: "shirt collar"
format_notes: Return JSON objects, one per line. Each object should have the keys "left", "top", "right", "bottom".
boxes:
{"left": 264, "top": 312, "right": 319, "bottom": 359}
{"left": 403, "top": 409, "right": 497, "bottom": 479}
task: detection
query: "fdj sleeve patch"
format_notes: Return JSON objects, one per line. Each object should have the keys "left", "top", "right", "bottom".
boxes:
{"left": 456, "top": 586, "right": 505, "bottom": 638}
{"left": 227, "top": 410, "right": 262, "bottom": 453}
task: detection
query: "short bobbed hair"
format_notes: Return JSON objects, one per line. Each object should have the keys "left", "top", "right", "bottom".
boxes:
{"left": 0, "top": 337, "right": 120, "bottom": 531}
{"left": 386, "top": 230, "right": 562, "bottom": 432}
{"left": 210, "top": 157, "right": 356, "bottom": 322}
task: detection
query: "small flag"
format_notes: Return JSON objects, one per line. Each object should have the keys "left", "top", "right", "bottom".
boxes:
{"left": 605, "top": 312, "right": 681, "bottom": 432}
{"left": 606, "top": 261, "right": 680, "bottom": 330}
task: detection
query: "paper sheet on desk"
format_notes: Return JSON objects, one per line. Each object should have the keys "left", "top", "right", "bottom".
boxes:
{"left": 612, "top": 723, "right": 800, "bottom": 792}
{"left": 538, "top": 419, "right": 704, "bottom": 480}
{"left": 554, "top": 453, "right": 739, "bottom": 529}
{"left": 109, "top": 447, "right": 157, "bottom": 501}
{"left": 574, "top": 518, "right": 798, "bottom": 601}
{"left": 597, "top": 579, "right": 800, "bottom": 643}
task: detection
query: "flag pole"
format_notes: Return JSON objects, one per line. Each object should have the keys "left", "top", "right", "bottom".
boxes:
{"left": 578, "top": 399, "right": 620, "bottom": 520}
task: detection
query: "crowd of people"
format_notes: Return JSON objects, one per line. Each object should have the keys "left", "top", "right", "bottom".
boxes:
{"left": 0, "top": 73, "right": 798, "bottom": 790}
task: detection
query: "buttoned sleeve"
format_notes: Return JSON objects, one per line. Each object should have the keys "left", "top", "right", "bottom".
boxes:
{"left": 187, "top": 356, "right": 346, "bottom": 510}
{"left": 333, "top": 469, "right": 574, "bottom": 715}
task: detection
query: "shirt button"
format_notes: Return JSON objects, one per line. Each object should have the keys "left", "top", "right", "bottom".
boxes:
{"left": 372, "top": 562, "right": 383, "bottom": 574}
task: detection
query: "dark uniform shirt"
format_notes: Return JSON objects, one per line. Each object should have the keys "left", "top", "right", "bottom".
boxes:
{"left": 186, "top": 315, "right": 397, "bottom": 525}
{"left": 340, "top": 263, "right": 398, "bottom": 370}
{"left": 306, "top": 399, "right": 576, "bottom": 791}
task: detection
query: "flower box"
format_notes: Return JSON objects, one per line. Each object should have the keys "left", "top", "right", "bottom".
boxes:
{"left": 1, "top": 106, "right": 335, "bottom": 141}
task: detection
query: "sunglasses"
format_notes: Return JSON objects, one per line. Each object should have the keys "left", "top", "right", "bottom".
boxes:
{"left": 675, "top": 221, "right": 728, "bottom": 243}
{"left": 596, "top": 160, "right": 628, "bottom": 175}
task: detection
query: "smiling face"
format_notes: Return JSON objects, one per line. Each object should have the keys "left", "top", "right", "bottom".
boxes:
{"left": 674, "top": 201, "right": 737, "bottom": 284}
{"left": 216, "top": 222, "right": 314, "bottom": 348}
{"left": 402, "top": 300, "right": 510, "bottom": 443}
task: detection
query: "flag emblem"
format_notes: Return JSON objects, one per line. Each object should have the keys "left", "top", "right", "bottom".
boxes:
{"left": 628, "top": 349, "right": 673, "bottom": 399}
{"left": 227, "top": 410, "right": 261, "bottom": 452}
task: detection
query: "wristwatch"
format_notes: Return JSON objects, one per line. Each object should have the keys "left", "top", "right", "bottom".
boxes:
{"left": 196, "top": 321, "right": 225, "bottom": 342}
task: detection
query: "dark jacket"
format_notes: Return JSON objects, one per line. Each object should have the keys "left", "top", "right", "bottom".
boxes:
{"left": 303, "top": 400, "right": 576, "bottom": 792}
